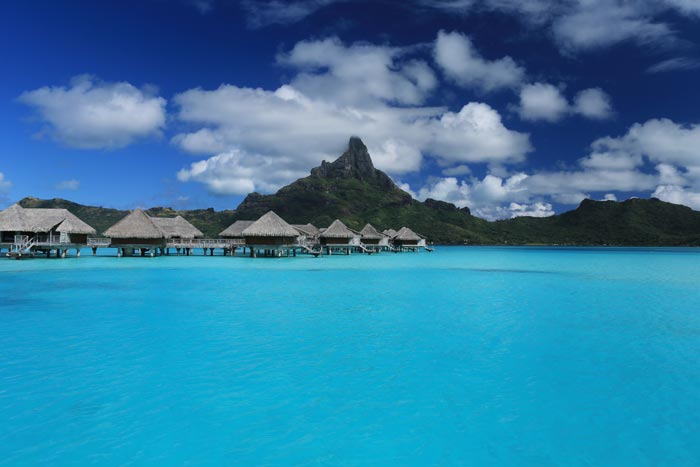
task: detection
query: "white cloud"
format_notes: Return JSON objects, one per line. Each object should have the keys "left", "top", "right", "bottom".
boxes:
{"left": 573, "top": 88, "right": 613, "bottom": 120}
{"left": 55, "top": 179, "right": 80, "bottom": 191}
{"left": 518, "top": 84, "right": 613, "bottom": 122}
{"left": 591, "top": 119, "right": 700, "bottom": 169}
{"left": 18, "top": 75, "right": 166, "bottom": 149}
{"left": 509, "top": 202, "right": 555, "bottom": 218}
{"left": 653, "top": 185, "right": 700, "bottom": 210}
{"left": 442, "top": 165, "right": 471, "bottom": 176}
{"left": 553, "top": 192, "right": 590, "bottom": 205}
{"left": 414, "top": 173, "right": 539, "bottom": 220}
{"left": 428, "top": 103, "right": 532, "bottom": 165}
{"left": 173, "top": 82, "right": 530, "bottom": 193}
{"left": 517, "top": 83, "right": 569, "bottom": 122}
{"left": 647, "top": 57, "right": 700, "bottom": 73}
{"left": 0, "top": 172, "right": 11, "bottom": 194}
{"left": 239, "top": 1, "right": 700, "bottom": 54}
{"left": 434, "top": 30, "right": 525, "bottom": 92}
{"left": 551, "top": 2, "right": 673, "bottom": 52}
{"left": 603, "top": 193, "right": 618, "bottom": 201}
{"left": 177, "top": 149, "right": 307, "bottom": 195}
{"left": 279, "top": 37, "right": 437, "bottom": 106}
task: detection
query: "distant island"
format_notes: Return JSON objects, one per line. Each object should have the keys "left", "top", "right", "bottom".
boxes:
{"left": 18, "top": 137, "right": 700, "bottom": 246}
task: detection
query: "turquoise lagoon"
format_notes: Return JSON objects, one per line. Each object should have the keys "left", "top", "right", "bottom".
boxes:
{"left": 1, "top": 247, "right": 700, "bottom": 465}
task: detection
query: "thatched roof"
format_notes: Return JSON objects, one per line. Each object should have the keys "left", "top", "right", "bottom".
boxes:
{"left": 151, "top": 215, "right": 203, "bottom": 239}
{"left": 242, "top": 211, "right": 299, "bottom": 237}
{"left": 219, "top": 220, "right": 255, "bottom": 237}
{"left": 320, "top": 219, "right": 356, "bottom": 239}
{"left": 394, "top": 226, "right": 422, "bottom": 241}
{"left": 382, "top": 228, "right": 398, "bottom": 237}
{"left": 360, "top": 223, "right": 385, "bottom": 240}
{"left": 104, "top": 209, "right": 164, "bottom": 239}
{"left": 0, "top": 203, "right": 95, "bottom": 234}
{"left": 292, "top": 223, "right": 320, "bottom": 237}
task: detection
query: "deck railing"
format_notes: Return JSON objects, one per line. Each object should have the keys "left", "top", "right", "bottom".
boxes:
{"left": 34, "top": 234, "right": 70, "bottom": 245}
{"left": 165, "top": 238, "right": 245, "bottom": 248}
{"left": 87, "top": 237, "right": 112, "bottom": 247}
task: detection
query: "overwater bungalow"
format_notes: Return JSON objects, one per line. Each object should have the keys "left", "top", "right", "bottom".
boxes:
{"left": 392, "top": 226, "right": 423, "bottom": 251}
{"left": 292, "top": 223, "right": 320, "bottom": 245}
{"left": 151, "top": 215, "right": 203, "bottom": 241}
{"left": 319, "top": 219, "right": 359, "bottom": 254}
{"left": 241, "top": 211, "right": 300, "bottom": 257}
{"left": 0, "top": 203, "right": 96, "bottom": 258}
{"left": 103, "top": 210, "right": 206, "bottom": 256}
{"left": 219, "top": 220, "right": 254, "bottom": 240}
{"left": 359, "top": 223, "right": 389, "bottom": 251}
{"left": 151, "top": 215, "right": 204, "bottom": 255}
{"left": 382, "top": 228, "right": 398, "bottom": 237}
{"left": 218, "top": 220, "right": 255, "bottom": 255}
{"left": 103, "top": 209, "right": 166, "bottom": 256}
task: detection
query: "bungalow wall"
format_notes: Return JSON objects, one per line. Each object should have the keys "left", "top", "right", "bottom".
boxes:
{"left": 110, "top": 238, "right": 164, "bottom": 246}
{"left": 244, "top": 236, "right": 297, "bottom": 246}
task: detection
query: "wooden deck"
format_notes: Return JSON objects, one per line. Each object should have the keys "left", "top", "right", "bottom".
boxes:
{"left": 4, "top": 235, "right": 434, "bottom": 259}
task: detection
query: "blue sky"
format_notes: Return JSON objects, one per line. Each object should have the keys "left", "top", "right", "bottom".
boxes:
{"left": 2, "top": 0, "right": 700, "bottom": 219}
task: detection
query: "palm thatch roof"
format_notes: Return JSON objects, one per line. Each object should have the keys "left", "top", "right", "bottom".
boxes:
{"left": 394, "top": 226, "right": 422, "bottom": 241}
{"left": 104, "top": 209, "right": 164, "bottom": 239}
{"left": 242, "top": 211, "right": 299, "bottom": 237}
{"left": 0, "top": 203, "right": 95, "bottom": 234}
{"left": 151, "top": 215, "right": 203, "bottom": 239}
{"left": 219, "top": 220, "right": 255, "bottom": 237}
{"left": 359, "top": 223, "right": 385, "bottom": 240}
{"left": 382, "top": 228, "right": 398, "bottom": 237}
{"left": 292, "top": 223, "right": 320, "bottom": 237}
{"left": 320, "top": 219, "right": 356, "bottom": 239}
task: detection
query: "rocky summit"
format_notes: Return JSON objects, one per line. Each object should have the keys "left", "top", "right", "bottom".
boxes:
{"left": 310, "top": 136, "right": 395, "bottom": 190}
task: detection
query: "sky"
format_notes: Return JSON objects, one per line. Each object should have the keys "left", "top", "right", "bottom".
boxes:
{"left": 2, "top": 0, "right": 700, "bottom": 220}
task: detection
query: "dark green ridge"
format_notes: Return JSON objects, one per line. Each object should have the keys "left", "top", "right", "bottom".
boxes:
{"left": 17, "top": 137, "right": 700, "bottom": 245}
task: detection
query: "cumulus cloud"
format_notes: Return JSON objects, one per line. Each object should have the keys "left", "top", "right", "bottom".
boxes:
{"left": 428, "top": 103, "right": 531, "bottom": 165}
{"left": 573, "top": 88, "right": 613, "bottom": 119}
{"left": 414, "top": 174, "right": 544, "bottom": 220}
{"left": 518, "top": 83, "right": 613, "bottom": 122}
{"left": 591, "top": 119, "right": 700, "bottom": 169}
{"left": 517, "top": 83, "right": 569, "bottom": 122}
{"left": 278, "top": 37, "right": 437, "bottom": 106}
{"left": 18, "top": 75, "right": 166, "bottom": 149}
{"left": 434, "top": 30, "right": 525, "bottom": 92}
{"left": 405, "top": 116, "right": 700, "bottom": 218}
{"left": 652, "top": 185, "right": 700, "bottom": 210}
{"left": 55, "top": 179, "right": 80, "bottom": 191}
{"left": 173, "top": 37, "right": 531, "bottom": 195}
{"left": 174, "top": 84, "right": 529, "bottom": 192}
{"left": 509, "top": 202, "right": 555, "bottom": 218}
{"left": 177, "top": 149, "right": 307, "bottom": 195}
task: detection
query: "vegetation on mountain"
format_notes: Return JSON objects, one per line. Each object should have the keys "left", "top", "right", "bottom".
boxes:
{"left": 17, "top": 137, "right": 700, "bottom": 245}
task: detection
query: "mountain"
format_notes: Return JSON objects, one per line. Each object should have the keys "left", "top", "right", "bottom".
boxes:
{"left": 495, "top": 197, "right": 700, "bottom": 246}
{"left": 14, "top": 137, "right": 700, "bottom": 245}
{"left": 231, "top": 137, "right": 494, "bottom": 243}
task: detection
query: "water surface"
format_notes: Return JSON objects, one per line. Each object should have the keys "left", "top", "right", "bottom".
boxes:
{"left": 1, "top": 247, "right": 700, "bottom": 465}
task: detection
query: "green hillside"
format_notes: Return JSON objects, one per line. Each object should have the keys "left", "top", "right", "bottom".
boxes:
{"left": 15, "top": 137, "right": 700, "bottom": 245}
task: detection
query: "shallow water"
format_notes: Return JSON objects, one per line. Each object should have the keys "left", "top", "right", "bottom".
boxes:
{"left": 1, "top": 247, "right": 700, "bottom": 466}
